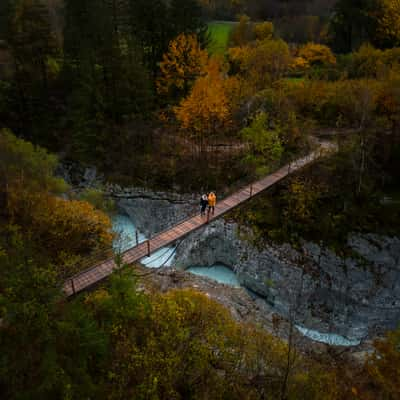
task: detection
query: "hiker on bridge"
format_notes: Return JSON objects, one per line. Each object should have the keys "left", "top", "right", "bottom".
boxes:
{"left": 208, "top": 192, "right": 216, "bottom": 215}
{"left": 200, "top": 193, "right": 208, "bottom": 216}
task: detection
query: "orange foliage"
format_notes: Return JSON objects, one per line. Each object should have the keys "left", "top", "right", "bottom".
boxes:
{"left": 157, "top": 33, "right": 208, "bottom": 97}
{"left": 174, "top": 59, "right": 236, "bottom": 139}
{"left": 30, "top": 195, "right": 113, "bottom": 258}
{"left": 376, "top": 0, "right": 400, "bottom": 46}
{"left": 230, "top": 14, "right": 254, "bottom": 46}
{"left": 227, "top": 45, "right": 250, "bottom": 71}
{"left": 254, "top": 21, "right": 274, "bottom": 40}
{"left": 292, "top": 43, "right": 336, "bottom": 71}
{"left": 228, "top": 39, "right": 291, "bottom": 90}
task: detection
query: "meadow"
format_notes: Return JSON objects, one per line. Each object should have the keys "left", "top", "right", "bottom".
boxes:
{"left": 207, "top": 21, "right": 235, "bottom": 54}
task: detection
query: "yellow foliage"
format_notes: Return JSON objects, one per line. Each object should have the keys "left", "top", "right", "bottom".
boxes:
{"left": 351, "top": 44, "right": 385, "bottom": 78}
{"left": 1, "top": 130, "right": 112, "bottom": 271}
{"left": 227, "top": 44, "right": 250, "bottom": 72}
{"left": 294, "top": 43, "right": 336, "bottom": 70}
{"left": 231, "top": 14, "right": 253, "bottom": 46}
{"left": 366, "top": 329, "right": 400, "bottom": 399}
{"left": 254, "top": 21, "right": 274, "bottom": 40}
{"left": 377, "top": 0, "right": 400, "bottom": 45}
{"left": 174, "top": 59, "right": 233, "bottom": 138}
{"left": 29, "top": 195, "right": 113, "bottom": 257}
{"left": 229, "top": 39, "right": 291, "bottom": 91}
{"left": 290, "top": 56, "right": 311, "bottom": 71}
{"left": 157, "top": 33, "right": 208, "bottom": 97}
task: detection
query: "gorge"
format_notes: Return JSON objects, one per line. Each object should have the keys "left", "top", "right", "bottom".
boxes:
{"left": 109, "top": 184, "right": 400, "bottom": 348}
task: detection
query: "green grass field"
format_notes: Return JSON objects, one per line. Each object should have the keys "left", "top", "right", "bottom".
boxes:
{"left": 207, "top": 21, "right": 236, "bottom": 55}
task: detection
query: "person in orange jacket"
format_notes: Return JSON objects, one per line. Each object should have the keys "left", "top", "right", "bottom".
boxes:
{"left": 208, "top": 191, "right": 216, "bottom": 215}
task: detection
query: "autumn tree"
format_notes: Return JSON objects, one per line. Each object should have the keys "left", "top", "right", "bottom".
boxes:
{"left": 230, "top": 14, "right": 254, "bottom": 46}
{"left": 375, "top": 0, "right": 400, "bottom": 48}
{"left": 157, "top": 33, "right": 208, "bottom": 99}
{"left": 0, "top": 128, "right": 66, "bottom": 218}
{"left": 229, "top": 38, "right": 291, "bottom": 91}
{"left": 291, "top": 43, "right": 336, "bottom": 74}
{"left": 366, "top": 327, "right": 400, "bottom": 399}
{"left": 85, "top": 278, "right": 339, "bottom": 400}
{"left": 254, "top": 20, "right": 274, "bottom": 40}
{"left": 0, "top": 130, "right": 113, "bottom": 276}
{"left": 350, "top": 44, "right": 385, "bottom": 78}
{"left": 129, "top": 0, "right": 207, "bottom": 76}
{"left": 297, "top": 43, "right": 336, "bottom": 67}
{"left": 174, "top": 59, "right": 235, "bottom": 147}
{"left": 29, "top": 196, "right": 113, "bottom": 272}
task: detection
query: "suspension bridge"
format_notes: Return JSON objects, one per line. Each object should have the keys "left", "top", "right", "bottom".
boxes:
{"left": 63, "top": 142, "right": 336, "bottom": 297}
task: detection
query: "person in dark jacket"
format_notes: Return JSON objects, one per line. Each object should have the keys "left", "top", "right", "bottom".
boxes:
{"left": 200, "top": 193, "right": 208, "bottom": 216}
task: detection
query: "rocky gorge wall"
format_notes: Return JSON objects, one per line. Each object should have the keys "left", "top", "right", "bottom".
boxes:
{"left": 173, "top": 220, "right": 400, "bottom": 341}
{"left": 116, "top": 187, "right": 400, "bottom": 342}
{"left": 57, "top": 164, "right": 400, "bottom": 343}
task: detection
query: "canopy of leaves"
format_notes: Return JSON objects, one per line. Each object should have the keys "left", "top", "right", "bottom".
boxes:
{"left": 230, "top": 14, "right": 254, "bottom": 46}
{"left": 228, "top": 38, "right": 291, "bottom": 91}
{"left": 241, "top": 111, "right": 283, "bottom": 176}
{"left": 295, "top": 43, "right": 337, "bottom": 69}
{"left": 376, "top": 0, "right": 400, "bottom": 48}
{"left": 254, "top": 21, "right": 274, "bottom": 41}
{"left": 0, "top": 225, "right": 109, "bottom": 400}
{"left": 0, "top": 130, "right": 113, "bottom": 276}
{"left": 366, "top": 328, "right": 400, "bottom": 399}
{"left": 0, "top": 128, "right": 66, "bottom": 196}
{"left": 174, "top": 59, "right": 236, "bottom": 140}
{"left": 157, "top": 33, "right": 208, "bottom": 99}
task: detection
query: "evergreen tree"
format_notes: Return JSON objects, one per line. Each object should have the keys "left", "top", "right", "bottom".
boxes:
{"left": 0, "top": 227, "right": 109, "bottom": 399}
{"left": 0, "top": 0, "right": 14, "bottom": 40}
{"left": 128, "top": 0, "right": 170, "bottom": 77}
{"left": 5, "top": 0, "right": 60, "bottom": 141}
{"left": 169, "top": 0, "right": 209, "bottom": 45}
{"left": 61, "top": 0, "right": 153, "bottom": 159}
{"left": 329, "top": 0, "right": 378, "bottom": 52}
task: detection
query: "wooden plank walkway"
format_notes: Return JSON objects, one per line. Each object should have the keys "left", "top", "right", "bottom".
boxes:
{"left": 63, "top": 144, "right": 335, "bottom": 297}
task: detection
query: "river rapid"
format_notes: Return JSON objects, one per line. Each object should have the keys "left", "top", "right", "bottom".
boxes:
{"left": 112, "top": 213, "right": 365, "bottom": 347}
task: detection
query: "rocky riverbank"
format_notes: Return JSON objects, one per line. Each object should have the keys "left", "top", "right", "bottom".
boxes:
{"left": 172, "top": 219, "right": 400, "bottom": 342}
{"left": 58, "top": 163, "right": 400, "bottom": 347}
{"left": 138, "top": 264, "right": 373, "bottom": 360}
{"left": 117, "top": 188, "right": 400, "bottom": 344}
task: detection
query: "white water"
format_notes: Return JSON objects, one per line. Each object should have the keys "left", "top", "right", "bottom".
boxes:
{"left": 187, "top": 265, "right": 240, "bottom": 287}
{"left": 112, "top": 214, "right": 175, "bottom": 268}
{"left": 112, "top": 214, "right": 361, "bottom": 346}
{"left": 112, "top": 214, "right": 240, "bottom": 284}
{"left": 295, "top": 325, "right": 361, "bottom": 346}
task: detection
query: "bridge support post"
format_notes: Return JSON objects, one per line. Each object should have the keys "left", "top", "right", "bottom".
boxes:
{"left": 147, "top": 240, "right": 151, "bottom": 257}
{"left": 70, "top": 278, "right": 76, "bottom": 295}
{"left": 250, "top": 184, "right": 253, "bottom": 197}
{"left": 136, "top": 231, "right": 139, "bottom": 245}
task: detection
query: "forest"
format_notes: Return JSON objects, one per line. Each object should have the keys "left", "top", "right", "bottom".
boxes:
{"left": 0, "top": 0, "right": 400, "bottom": 399}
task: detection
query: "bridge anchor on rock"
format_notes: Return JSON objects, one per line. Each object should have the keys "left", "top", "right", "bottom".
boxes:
{"left": 63, "top": 142, "right": 337, "bottom": 297}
